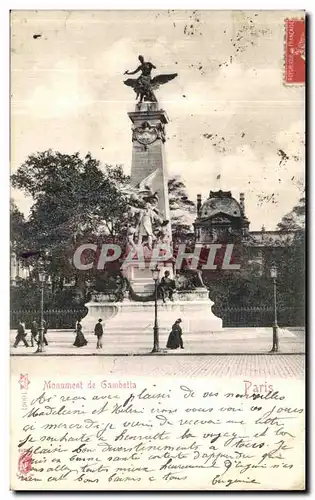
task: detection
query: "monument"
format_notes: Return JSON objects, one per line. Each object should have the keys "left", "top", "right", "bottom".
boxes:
{"left": 82, "top": 56, "right": 222, "bottom": 339}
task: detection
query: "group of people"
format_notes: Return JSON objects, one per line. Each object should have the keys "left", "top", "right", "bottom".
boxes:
{"left": 13, "top": 317, "right": 185, "bottom": 352}
{"left": 72, "top": 318, "right": 104, "bottom": 349}
{"left": 13, "top": 320, "right": 48, "bottom": 348}
{"left": 74, "top": 317, "right": 184, "bottom": 351}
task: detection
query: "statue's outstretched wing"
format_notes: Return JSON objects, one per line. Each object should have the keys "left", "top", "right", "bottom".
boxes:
{"left": 123, "top": 78, "right": 138, "bottom": 89}
{"left": 138, "top": 169, "right": 159, "bottom": 193}
{"left": 151, "top": 73, "right": 178, "bottom": 88}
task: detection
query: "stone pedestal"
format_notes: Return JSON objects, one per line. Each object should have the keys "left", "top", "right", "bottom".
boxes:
{"left": 123, "top": 259, "right": 174, "bottom": 296}
{"left": 81, "top": 288, "right": 222, "bottom": 335}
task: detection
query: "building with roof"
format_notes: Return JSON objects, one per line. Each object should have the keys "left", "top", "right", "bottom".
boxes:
{"left": 194, "top": 189, "right": 298, "bottom": 273}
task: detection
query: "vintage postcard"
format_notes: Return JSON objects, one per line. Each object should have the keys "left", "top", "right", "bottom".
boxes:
{"left": 10, "top": 10, "right": 305, "bottom": 490}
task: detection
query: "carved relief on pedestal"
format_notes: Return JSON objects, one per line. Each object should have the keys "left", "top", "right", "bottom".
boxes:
{"left": 132, "top": 121, "right": 165, "bottom": 146}
{"left": 132, "top": 121, "right": 157, "bottom": 145}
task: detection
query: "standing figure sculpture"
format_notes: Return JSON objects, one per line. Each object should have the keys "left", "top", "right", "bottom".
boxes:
{"left": 136, "top": 200, "right": 163, "bottom": 250}
{"left": 124, "top": 186, "right": 169, "bottom": 251}
{"left": 124, "top": 55, "right": 177, "bottom": 103}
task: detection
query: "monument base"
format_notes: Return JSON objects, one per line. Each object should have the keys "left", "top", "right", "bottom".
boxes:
{"left": 123, "top": 260, "right": 174, "bottom": 297}
{"left": 81, "top": 289, "right": 222, "bottom": 335}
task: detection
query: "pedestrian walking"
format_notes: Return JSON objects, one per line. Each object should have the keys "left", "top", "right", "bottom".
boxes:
{"left": 94, "top": 318, "right": 104, "bottom": 349}
{"left": 166, "top": 318, "right": 184, "bottom": 350}
{"left": 42, "top": 319, "right": 49, "bottom": 346}
{"left": 30, "top": 320, "right": 38, "bottom": 347}
{"left": 73, "top": 320, "right": 88, "bottom": 348}
{"left": 13, "top": 321, "right": 29, "bottom": 348}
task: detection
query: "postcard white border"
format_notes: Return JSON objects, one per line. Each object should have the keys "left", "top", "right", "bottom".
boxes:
{"left": 1, "top": 1, "right": 312, "bottom": 499}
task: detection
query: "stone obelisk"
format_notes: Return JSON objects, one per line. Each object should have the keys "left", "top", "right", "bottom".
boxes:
{"left": 124, "top": 102, "right": 173, "bottom": 294}
{"left": 128, "top": 103, "right": 170, "bottom": 231}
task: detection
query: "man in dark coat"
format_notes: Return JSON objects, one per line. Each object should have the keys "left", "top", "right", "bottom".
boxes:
{"left": 30, "top": 320, "right": 38, "bottom": 347}
{"left": 94, "top": 318, "right": 104, "bottom": 349}
{"left": 13, "top": 321, "right": 29, "bottom": 348}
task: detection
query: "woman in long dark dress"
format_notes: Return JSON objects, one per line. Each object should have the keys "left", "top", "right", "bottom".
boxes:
{"left": 166, "top": 318, "right": 184, "bottom": 350}
{"left": 73, "top": 320, "right": 88, "bottom": 347}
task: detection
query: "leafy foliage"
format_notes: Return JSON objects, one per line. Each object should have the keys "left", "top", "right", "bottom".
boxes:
{"left": 168, "top": 176, "right": 196, "bottom": 241}
{"left": 10, "top": 199, "right": 27, "bottom": 254}
{"left": 205, "top": 197, "right": 305, "bottom": 323}
{"left": 11, "top": 150, "right": 130, "bottom": 292}
{"left": 277, "top": 196, "right": 305, "bottom": 232}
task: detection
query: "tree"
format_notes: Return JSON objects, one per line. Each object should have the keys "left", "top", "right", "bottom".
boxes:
{"left": 11, "top": 150, "right": 130, "bottom": 292}
{"left": 277, "top": 196, "right": 305, "bottom": 232}
{"left": 168, "top": 176, "right": 196, "bottom": 241}
{"left": 275, "top": 197, "right": 305, "bottom": 321}
{"left": 10, "top": 199, "right": 27, "bottom": 254}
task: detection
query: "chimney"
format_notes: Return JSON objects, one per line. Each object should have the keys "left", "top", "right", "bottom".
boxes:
{"left": 240, "top": 192, "right": 245, "bottom": 215}
{"left": 197, "top": 194, "right": 202, "bottom": 216}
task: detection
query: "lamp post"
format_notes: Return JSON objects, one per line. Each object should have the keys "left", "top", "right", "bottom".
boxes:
{"left": 151, "top": 265, "right": 161, "bottom": 353}
{"left": 35, "top": 261, "right": 46, "bottom": 354}
{"left": 270, "top": 265, "right": 279, "bottom": 353}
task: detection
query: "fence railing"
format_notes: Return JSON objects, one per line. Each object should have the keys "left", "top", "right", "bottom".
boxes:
{"left": 10, "top": 306, "right": 304, "bottom": 330}
{"left": 213, "top": 306, "right": 304, "bottom": 328}
{"left": 10, "top": 309, "right": 87, "bottom": 330}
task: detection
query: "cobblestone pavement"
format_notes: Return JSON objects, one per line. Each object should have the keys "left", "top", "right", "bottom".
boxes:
{"left": 22, "top": 353, "right": 302, "bottom": 379}
{"left": 104, "top": 354, "right": 305, "bottom": 379}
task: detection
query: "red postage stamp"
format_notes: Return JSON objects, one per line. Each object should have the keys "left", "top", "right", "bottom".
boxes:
{"left": 285, "top": 19, "right": 305, "bottom": 84}
{"left": 18, "top": 450, "right": 32, "bottom": 475}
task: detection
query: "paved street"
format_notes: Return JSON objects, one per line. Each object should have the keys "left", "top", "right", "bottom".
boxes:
{"left": 12, "top": 352, "right": 304, "bottom": 379}
{"left": 98, "top": 354, "right": 305, "bottom": 379}
{"left": 10, "top": 326, "right": 305, "bottom": 356}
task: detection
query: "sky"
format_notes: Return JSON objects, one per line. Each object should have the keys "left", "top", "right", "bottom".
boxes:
{"left": 11, "top": 9, "right": 305, "bottom": 230}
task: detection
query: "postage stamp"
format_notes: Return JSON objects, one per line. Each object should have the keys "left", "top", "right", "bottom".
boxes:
{"left": 284, "top": 19, "right": 305, "bottom": 85}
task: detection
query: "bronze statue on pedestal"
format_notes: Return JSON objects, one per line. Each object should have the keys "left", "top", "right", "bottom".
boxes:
{"left": 124, "top": 55, "right": 177, "bottom": 103}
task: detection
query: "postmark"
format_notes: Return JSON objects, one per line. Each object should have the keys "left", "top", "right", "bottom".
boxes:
{"left": 284, "top": 19, "right": 305, "bottom": 85}
{"left": 18, "top": 450, "right": 32, "bottom": 475}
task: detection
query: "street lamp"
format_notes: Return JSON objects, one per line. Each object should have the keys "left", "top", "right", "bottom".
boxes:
{"left": 151, "top": 265, "right": 161, "bottom": 353}
{"left": 270, "top": 265, "right": 279, "bottom": 353}
{"left": 35, "top": 261, "right": 46, "bottom": 354}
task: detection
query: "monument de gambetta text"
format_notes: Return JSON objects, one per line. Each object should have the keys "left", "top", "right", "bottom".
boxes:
{"left": 82, "top": 56, "right": 222, "bottom": 336}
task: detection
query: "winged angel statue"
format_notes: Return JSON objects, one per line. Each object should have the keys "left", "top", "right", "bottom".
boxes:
{"left": 120, "top": 170, "right": 170, "bottom": 251}
{"left": 124, "top": 55, "right": 177, "bottom": 103}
